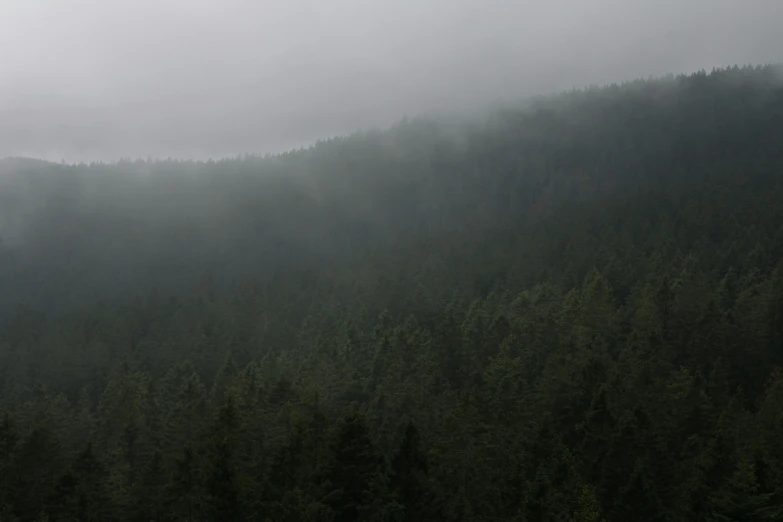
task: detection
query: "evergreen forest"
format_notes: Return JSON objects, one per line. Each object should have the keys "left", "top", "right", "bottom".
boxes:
{"left": 1, "top": 64, "right": 783, "bottom": 521}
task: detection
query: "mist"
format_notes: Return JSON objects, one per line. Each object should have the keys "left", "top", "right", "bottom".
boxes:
{"left": 1, "top": 0, "right": 782, "bottom": 162}
{"left": 4, "top": 2, "right": 783, "bottom": 517}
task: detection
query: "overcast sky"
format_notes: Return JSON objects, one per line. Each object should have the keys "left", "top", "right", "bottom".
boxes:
{"left": 1, "top": 0, "right": 782, "bottom": 162}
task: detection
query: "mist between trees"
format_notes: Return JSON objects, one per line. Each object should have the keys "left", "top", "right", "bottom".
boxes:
{"left": 1, "top": 65, "right": 783, "bottom": 521}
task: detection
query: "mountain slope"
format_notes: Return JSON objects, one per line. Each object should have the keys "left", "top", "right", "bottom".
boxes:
{"left": 2, "top": 65, "right": 782, "bottom": 317}
{"left": 1, "top": 65, "right": 783, "bottom": 521}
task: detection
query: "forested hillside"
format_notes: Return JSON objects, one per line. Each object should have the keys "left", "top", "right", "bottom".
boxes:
{"left": 3, "top": 64, "right": 781, "bottom": 317}
{"left": 1, "top": 64, "right": 783, "bottom": 521}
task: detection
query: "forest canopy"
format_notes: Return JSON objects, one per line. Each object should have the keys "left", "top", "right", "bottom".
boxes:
{"left": 1, "top": 64, "right": 783, "bottom": 521}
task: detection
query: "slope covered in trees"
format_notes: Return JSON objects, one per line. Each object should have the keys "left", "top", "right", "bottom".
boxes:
{"left": 2, "top": 64, "right": 782, "bottom": 316}
{"left": 1, "top": 65, "right": 783, "bottom": 520}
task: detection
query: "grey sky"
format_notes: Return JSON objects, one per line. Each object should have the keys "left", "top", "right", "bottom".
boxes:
{"left": 1, "top": 0, "right": 782, "bottom": 162}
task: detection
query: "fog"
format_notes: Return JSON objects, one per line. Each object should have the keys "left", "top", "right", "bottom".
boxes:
{"left": 1, "top": 0, "right": 782, "bottom": 162}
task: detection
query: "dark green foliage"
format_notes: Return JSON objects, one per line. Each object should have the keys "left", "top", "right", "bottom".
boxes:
{"left": 205, "top": 397, "right": 243, "bottom": 521}
{"left": 0, "top": 412, "right": 18, "bottom": 517}
{"left": 390, "top": 421, "right": 431, "bottom": 521}
{"left": 570, "top": 485, "right": 605, "bottom": 522}
{"left": 322, "top": 414, "right": 384, "bottom": 522}
{"left": 13, "top": 427, "right": 63, "bottom": 521}
{"left": 706, "top": 458, "right": 779, "bottom": 522}
{"left": 167, "top": 444, "right": 205, "bottom": 521}
{"left": 51, "top": 442, "right": 110, "bottom": 522}
{"left": 1, "top": 65, "right": 783, "bottom": 520}
{"left": 129, "top": 450, "right": 165, "bottom": 522}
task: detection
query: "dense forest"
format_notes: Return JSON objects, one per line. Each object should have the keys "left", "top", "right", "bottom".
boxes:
{"left": 1, "top": 64, "right": 783, "bottom": 521}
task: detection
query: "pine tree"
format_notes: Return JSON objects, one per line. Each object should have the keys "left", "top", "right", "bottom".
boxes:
{"left": 210, "top": 350, "right": 240, "bottom": 405}
{"left": 0, "top": 412, "right": 19, "bottom": 518}
{"left": 206, "top": 396, "right": 243, "bottom": 521}
{"left": 569, "top": 485, "right": 605, "bottom": 522}
{"left": 13, "top": 426, "right": 62, "bottom": 521}
{"left": 129, "top": 449, "right": 165, "bottom": 522}
{"left": 390, "top": 421, "right": 431, "bottom": 521}
{"left": 78, "top": 443, "right": 103, "bottom": 517}
{"left": 323, "top": 414, "right": 385, "bottom": 522}
{"left": 167, "top": 444, "right": 205, "bottom": 521}
{"left": 160, "top": 361, "right": 208, "bottom": 466}
{"left": 707, "top": 457, "right": 779, "bottom": 522}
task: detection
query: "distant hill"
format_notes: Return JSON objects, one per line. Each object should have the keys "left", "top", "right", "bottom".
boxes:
{"left": 2, "top": 65, "right": 783, "bottom": 521}
{"left": 2, "top": 64, "right": 782, "bottom": 317}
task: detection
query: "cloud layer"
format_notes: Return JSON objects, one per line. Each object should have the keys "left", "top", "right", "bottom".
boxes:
{"left": 1, "top": 0, "right": 782, "bottom": 161}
